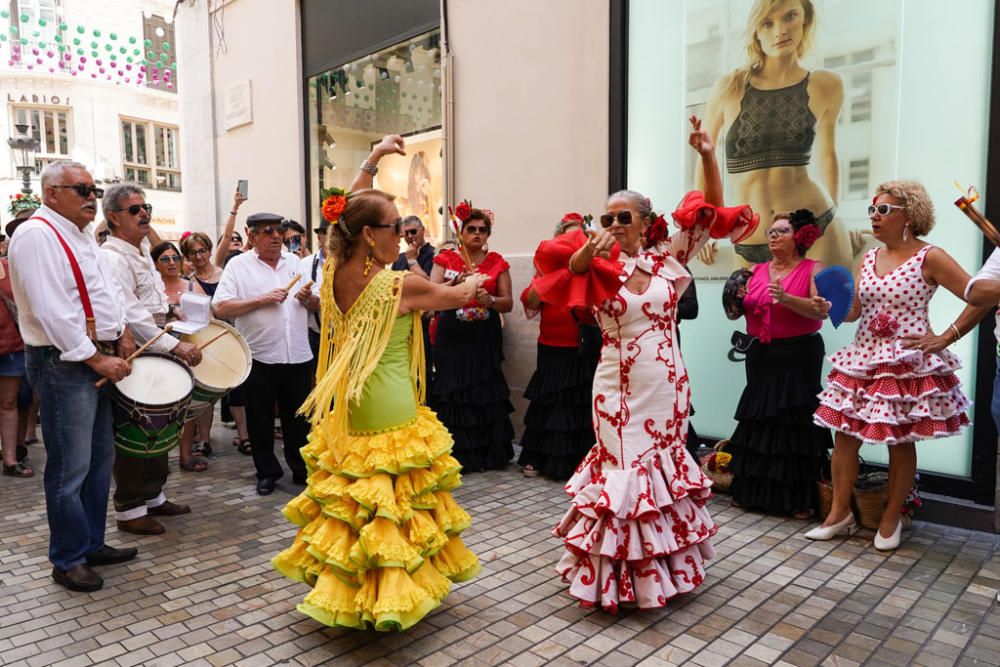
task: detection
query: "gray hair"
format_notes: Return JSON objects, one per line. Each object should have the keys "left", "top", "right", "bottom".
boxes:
{"left": 607, "top": 189, "right": 653, "bottom": 220}
{"left": 102, "top": 183, "right": 146, "bottom": 227}
{"left": 401, "top": 215, "right": 423, "bottom": 229}
{"left": 39, "top": 160, "right": 90, "bottom": 192}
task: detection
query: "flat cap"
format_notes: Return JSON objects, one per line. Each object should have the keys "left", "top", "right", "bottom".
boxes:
{"left": 245, "top": 212, "right": 284, "bottom": 228}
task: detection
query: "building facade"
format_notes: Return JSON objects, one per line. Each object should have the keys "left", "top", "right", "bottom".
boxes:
{"left": 175, "top": 0, "right": 1000, "bottom": 530}
{"left": 1, "top": 0, "right": 183, "bottom": 237}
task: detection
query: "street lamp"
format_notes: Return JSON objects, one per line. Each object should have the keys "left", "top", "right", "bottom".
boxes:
{"left": 7, "top": 123, "right": 40, "bottom": 195}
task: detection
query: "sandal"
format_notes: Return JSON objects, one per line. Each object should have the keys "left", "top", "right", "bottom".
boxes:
{"left": 179, "top": 456, "right": 209, "bottom": 472}
{"left": 522, "top": 465, "right": 539, "bottom": 478}
{"left": 3, "top": 461, "right": 34, "bottom": 478}
{"left": 236, "top": 439, "right": 252, "bottom": 456}
{"left": 192, "top": 441, "right": 213, "bottom": 457}
{"left": 793, "top": 509, "right": 815, "bottom": 520}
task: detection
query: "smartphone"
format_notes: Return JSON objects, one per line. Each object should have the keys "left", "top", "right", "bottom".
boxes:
{"left": 237, "top": 179, "right": 248, "bottom": 199}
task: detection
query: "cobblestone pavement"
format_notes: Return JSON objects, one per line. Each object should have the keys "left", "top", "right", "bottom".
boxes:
{"left": 1, "top": 428, "right": 999, "bottom": 667}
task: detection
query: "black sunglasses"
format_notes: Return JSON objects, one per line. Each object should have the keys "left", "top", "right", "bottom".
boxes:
{"left": 231, "top": 235, "right": 242, "bottom": 242}
{"left": 115, "top": 203, "right": 153, "bottom": 216}
{"left": 403, "top": 228, "right": 420, "bottom": 237}
{"left": 599, "top": 211, "right": 633, "bottom": 228}
{"left": 52, "top": 184, "right": 104, "bottom": 199}
{"left": 369, "top": 218, "right": 402, "bottom": 235}
{"left": 464, "top": 225, "right": 489, "bottom": 235}
{"left": 255, "top": 225, "right": 283, "bottom": 236}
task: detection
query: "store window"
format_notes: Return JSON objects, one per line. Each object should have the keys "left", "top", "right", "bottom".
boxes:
{"left": 120, "top": 118, "right": 181, "bottom": 191}
{"left": 306, "top": 29, "right": 442, "bottom": 239}
{"left": 626, "top": 0, "right": 995, "bottom": 481}
{"left": 11, "top": 105, "right": 71, "bottom": 172}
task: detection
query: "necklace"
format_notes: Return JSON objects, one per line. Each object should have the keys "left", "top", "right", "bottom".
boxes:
{"left": 769, "top": 258, "right": 800, "bottom": 282}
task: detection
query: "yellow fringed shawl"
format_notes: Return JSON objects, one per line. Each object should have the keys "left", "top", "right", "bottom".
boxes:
{"left": 299, "top": 264, "right": 425, "bottom": 437}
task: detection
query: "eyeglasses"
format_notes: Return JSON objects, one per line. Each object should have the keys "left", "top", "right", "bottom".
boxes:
{"left": 255, "top": 225, "right": 283, "bottom": 236}
{"left": 464, "top": 225, "right": 489, "bottom": 235}
{"left": 189, "top": 247, "right": 210, "bottom": 256}
{"left": 369, "top": 218, "right": 402, "bottom": 235}
{"left": 403, "top": 228, "right": 420, "bottom": 237}
{"left": 157, "top": 255, "right": 181, "bottom": 264}
{"left": 51, "top": 184, "right": 104, "bottom": 199}
{"left": 599, "top": 211, "right": 633, "bottom": 228}
{"left": 765, "top": 226, "right": 793, "bottom": 239}
{"left": 868, "top": 203, "right": 906, "bottom": 217}
{"left": 115, "top": 203, "right": 153, "bottom": 216}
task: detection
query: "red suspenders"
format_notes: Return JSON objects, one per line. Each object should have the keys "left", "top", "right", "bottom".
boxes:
{"left": 29, "top": 216, "right": 98, "bottom": 340}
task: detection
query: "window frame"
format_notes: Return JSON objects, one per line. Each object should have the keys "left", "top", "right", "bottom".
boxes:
{"left": 119, "top": 116, "right": 181, "bottom": 191}
{"left": 9, "top": 103, "right": 72, "bottom": 173}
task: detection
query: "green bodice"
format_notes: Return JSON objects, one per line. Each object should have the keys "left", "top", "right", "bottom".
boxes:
{"left": 348, "top": 312, "right": 417, "bottom": 434}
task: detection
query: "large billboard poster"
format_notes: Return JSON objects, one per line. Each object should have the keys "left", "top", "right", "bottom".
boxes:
{"left": 628, "top": 0, "right": 995, "bottom": 476}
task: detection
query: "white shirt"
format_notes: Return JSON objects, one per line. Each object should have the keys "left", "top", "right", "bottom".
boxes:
{"left": 102, "top": 236, "right": 178, "bottom": 353}
{"left": 303, "top": 251, "right": 325, "bottom": 333}
{"left": 966, "top": 247, "right": 1000, "bottom": 339}
{"left": 213, "top": 250, "right": 312, "bottom": 364}
{"left": 8, "top": 205, "right": 127, "bottom": 361}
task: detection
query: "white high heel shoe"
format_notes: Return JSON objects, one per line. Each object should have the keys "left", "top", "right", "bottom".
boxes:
{"left": 873, "top": 520, "right": 902, "bottom": 551}
{"left": 803, "top": 512, "right": 858, "bottom": 540}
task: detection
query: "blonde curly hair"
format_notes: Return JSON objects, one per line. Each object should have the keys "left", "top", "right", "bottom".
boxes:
{"left": 875, "top": 180, "right": 935, "bottom": 237}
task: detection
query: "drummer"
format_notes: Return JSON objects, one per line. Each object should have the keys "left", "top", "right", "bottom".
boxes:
{"left": 102, "top": 184, "right": 202, "bottom": 536}
{"left": 214, "top": 212, "right": 317, "bottom": 496}
{"left": 8, "top": 161, "right": 135, "bottom": 592}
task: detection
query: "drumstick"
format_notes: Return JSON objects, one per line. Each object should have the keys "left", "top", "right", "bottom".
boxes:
{"left": 284, "top": 274, "right": 302, "bottom": 292}
{"left": 196, "top": 330, "right": 228, "bottom": 351}
{"left": 95, "top": 325, "right": 172, "bottom": 388}
{"left": 447, "top": 206, "right": 476, "bottom": 271}
{"left": 955, "top": 197, "right": 1000, "bottom": 246}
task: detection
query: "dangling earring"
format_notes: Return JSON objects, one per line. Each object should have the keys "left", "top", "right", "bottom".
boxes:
{"left": 483, "top": 241, "right": 489, "bottom": 253}
{"left": 902, "top": 225, "right": 909, "bottom": 242}
{"left": 363, "top": 241, "right": 374, "bottom": 276}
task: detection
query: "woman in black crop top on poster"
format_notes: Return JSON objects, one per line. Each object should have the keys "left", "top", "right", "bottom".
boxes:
{"left": 699, "top": 0, "right": 853, "bottom": 270}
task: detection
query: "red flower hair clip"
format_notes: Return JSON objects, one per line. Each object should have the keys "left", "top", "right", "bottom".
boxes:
{"left": 794, "top": 223, "right": 821, "bottom": 250}
{"left": 454, "top": 199, "right": 473, "bottom": 222}
{"left": 643, "top": 212, "right": 669, "bottom": 249}
{"left": 320, "top": 187, "right": 350, "bottom": 223}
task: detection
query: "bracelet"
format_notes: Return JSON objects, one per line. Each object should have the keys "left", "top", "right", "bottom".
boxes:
{"left": 948, "top": 323, "right": 962, "bottom": 343}
{"left": 230, "top": 210, "right": 238, "bottom": 215}
{"left": 360, "top": 160, "right": 378, "bottom": 176}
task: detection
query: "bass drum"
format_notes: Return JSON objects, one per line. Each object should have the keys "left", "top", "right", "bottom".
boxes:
{"left": 112, "top": 352, "right": 194, "bottom": 458}
{"left": 180, "top": 319, "right": 252, "bottom": 422}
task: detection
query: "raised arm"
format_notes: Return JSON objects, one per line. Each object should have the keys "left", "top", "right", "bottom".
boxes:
{"left": 350, "top": 135, "right": 406, "bottom": 191}
{"left": 689, "top": 115, "right": 723, "bottom": 207}
{"left": 215, "top": 189, "right": 246, "bottom": 268}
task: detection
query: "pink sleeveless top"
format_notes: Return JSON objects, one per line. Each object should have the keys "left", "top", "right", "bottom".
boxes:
{"left": 744, "top": 259, "right": 822, "bottom": 343}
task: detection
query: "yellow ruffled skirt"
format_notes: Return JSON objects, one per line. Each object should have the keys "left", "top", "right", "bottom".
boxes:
{"left": 273, "top": 406, "right": 481, "bottom": 631}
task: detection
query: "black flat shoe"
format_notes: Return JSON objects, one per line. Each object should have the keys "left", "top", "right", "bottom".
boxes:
{"left": 85, "top": 544, "right": 139, "bottom": 566}
{"left": 256, "top": 477, "right": 277, "bottom": 496}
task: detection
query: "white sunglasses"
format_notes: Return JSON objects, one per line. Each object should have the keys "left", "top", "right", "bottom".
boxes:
{"left": 868, "top": 203, "right": 905, "bottom": 217}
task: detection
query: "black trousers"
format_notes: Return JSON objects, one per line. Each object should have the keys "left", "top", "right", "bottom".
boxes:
{"left": 245, "top": 359, "right": 310, "bottom": 481}
{"left": 113, "top": 452, "right": 169, "bottom": 513}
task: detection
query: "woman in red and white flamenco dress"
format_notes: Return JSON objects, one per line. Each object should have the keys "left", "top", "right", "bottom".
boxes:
{"left": 809, "top": 180, "right": 992, "bottom": 551}
{"left": 534, "top": 117, "right": 759, "bottom": 612}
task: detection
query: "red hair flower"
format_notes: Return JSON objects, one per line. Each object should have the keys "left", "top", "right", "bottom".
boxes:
{"left": 320, "top": 187, "right": 349, "bottom": 222}
{"left": 794, "top": 223, "right": 821, "bottom": 250}
{"left": 455, "top": 200, "right": 473, "bottom": 222}
{"left": 868, "top": 311, "right": 899, "bottom": 338}
{"left": 643, "top": 212, "right": 669, "bottom": 249}
{"left": 562, "top": 212, "right": 584, "bottom": 223}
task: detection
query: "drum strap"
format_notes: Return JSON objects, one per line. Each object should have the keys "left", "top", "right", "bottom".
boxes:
{"left": 30, "top": 216, "right": 98, "bottom": 340}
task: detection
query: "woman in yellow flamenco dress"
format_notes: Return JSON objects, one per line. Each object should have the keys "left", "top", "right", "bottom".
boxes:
{"left": 273, "top": 189, "right": 487, "bottom": 631}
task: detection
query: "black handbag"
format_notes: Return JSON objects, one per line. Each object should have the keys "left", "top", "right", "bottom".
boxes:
{"left": 571, "top": 310, "right": 602, "bottom": 356}
{"left": 727, "top": 331, "right": 758, "bottom": 362}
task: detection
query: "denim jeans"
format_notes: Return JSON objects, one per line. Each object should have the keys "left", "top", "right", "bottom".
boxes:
{"left": 26, "top": 346, "right": 114, "bottom": 571}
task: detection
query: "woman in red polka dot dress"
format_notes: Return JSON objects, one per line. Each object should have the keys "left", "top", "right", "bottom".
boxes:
{"left": 808, "top": 180, "right": 993, "bottom": 550}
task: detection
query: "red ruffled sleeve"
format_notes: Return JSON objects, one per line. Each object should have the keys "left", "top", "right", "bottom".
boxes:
{"left": 531, "top": 229, "right": 624, "bottom": 309}
{"left": 432, "top": 249, "right": 466, "bottom": 272}
{"left": 671, "top": 191, "right": 759, "bottom": 242}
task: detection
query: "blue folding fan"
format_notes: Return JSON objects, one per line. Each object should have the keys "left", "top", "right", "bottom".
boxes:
{"left": 814, "top": 265, "right": 855, "bottom": 328}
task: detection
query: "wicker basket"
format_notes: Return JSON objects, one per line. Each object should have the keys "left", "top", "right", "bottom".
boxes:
{"left": 817, "top": 479, "right": 834, "bottom": 520}
{"left": 853, "top": 471, "right": 889, "bottom": 530}
{"left": 700, "top": 440, "right": 733, "bottom": 495}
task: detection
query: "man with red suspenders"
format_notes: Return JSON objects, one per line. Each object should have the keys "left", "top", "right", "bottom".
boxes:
{"left": 8, "top": 161, "right": 136, "bottom": 592}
